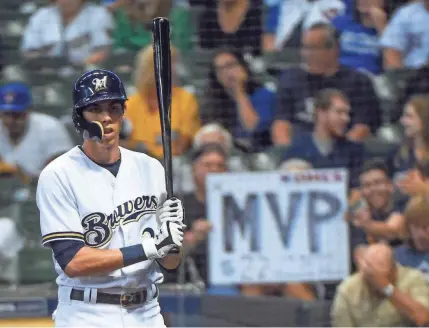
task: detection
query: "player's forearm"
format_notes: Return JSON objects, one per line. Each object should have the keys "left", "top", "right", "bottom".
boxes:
{"left": 65, "top": 246, "right": 125, "bottom": 277}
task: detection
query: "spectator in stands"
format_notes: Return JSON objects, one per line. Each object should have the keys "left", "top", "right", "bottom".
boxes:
{"left": 198, "top": 0, "right": 263, "bottom": 55}
{"left": 174, "top": 123, "right": 248, "bottom": 195}
{"left": 124, "top": 45, "right": 200, "bottom": 159}
{"left": 396, "top": 157, "right": 429, "bottom": 198}
{"left": 278, "top": 158, "right": 312, "bottom": 172}
{"left": 263, "top": 0, "right": 345, "bottom": 51}
{"left": 380, "top": 0, "right": 429, "bottom": 69}
{"left": 331, "top": 242, "right": 429, "bottom": 327}
{"left": 350, "top": 159, "right": 407, "bottom": 245}
{"left": 182, "top": 143, "right": 227, "bottom": 286}
{"left": 281, "top": 88, "right": 364, "bottom": 193}
{"left": 201, "top": 49, "right": 275, "bottom": 151}
{"left": 387, "top": 95, "right": 429, "bottom": 182}
{"left": 193, "top": 123, "right": 234, "bottom": 155}
{"left": 112, "top": 0, "right": 193, "bottom": 55}
{"left": 331, "top": 0, "right": 387, "bottom": 75}
{"left": 0, "top": 83, "right": 73, "bottom": 182}
{"left": 395, "top": 195, "right": 429, "bottom": 280}
{"left": 400, "top": 64, "right": 429, "bottom": 108}
{"left": 21, "top": 0, "right": 113, "bottom": 66}
{"left": 272, "top": 23, "right": 381, "bottom": 146}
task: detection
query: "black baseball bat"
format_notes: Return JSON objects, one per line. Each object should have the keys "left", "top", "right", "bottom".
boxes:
{"left": 153, "top": 17, "right": 173, "bottom": 199}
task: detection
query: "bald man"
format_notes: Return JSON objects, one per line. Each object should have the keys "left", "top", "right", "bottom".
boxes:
{"left": 331, "top": 243, "right": 429, "bottom": 327}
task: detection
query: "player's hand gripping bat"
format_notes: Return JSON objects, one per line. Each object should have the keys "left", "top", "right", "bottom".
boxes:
{"left": 153, "top": 17, "right": 180, "bottom": 254}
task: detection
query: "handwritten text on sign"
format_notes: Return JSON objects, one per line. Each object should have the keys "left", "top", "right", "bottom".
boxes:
{"left": 207, "top": 169, "right": 350, "bottom": 285}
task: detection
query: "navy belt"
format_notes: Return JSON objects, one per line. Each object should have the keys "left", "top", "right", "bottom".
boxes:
{"left": 70, "top": 286, "right": 158, "bottom": 307}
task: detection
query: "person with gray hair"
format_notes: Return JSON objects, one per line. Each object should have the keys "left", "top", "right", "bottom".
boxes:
{"left": 192, "top": 123, "right": 233, "bottom": 155}
{"left": 278, "top": 158, "right": 313, "bottom": 172}
{"left": 173, "top": 123, "right": 248, "bottom": 193}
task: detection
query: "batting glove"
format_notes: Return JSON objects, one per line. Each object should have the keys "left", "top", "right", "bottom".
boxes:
{"left": 142, "top": 221, "right": 184, "bottom": 259}
{"left": 157, "top": 197, "right": 185, "bottom": 225}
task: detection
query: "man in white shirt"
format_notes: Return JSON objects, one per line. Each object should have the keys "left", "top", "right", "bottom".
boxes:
{"left": 21, "top": 0, "right": 113, "bottom": 66}
{"left": 0, "top": 82, "right": 73, "bottom": 180}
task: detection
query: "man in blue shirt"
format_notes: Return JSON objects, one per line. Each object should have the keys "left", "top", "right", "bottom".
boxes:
{"left": 281, "top": 88, "right": 364, "bottom": 191}
{"left": 395, "top": 195, "right": 429, "bottom": 282}
{"left": 380, "top": 0, "right": 429, "bottom": 69}
{"left": 272, "top": 23, "right": 381, "bottom": 145}
{"left": 331, "top": 0, "right": 387, "bottom": 75}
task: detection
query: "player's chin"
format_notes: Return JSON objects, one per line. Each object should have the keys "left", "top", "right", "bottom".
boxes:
{"left": 101, "top": 132, "right": 118, "bottom": 145}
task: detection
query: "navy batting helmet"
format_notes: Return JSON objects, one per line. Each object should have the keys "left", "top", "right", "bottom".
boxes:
{"left": 72, "top": 69, "right": 127, "bottom": 141}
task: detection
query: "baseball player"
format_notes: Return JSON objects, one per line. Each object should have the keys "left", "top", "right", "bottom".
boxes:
{"left": 36, "top": 69, "right": 185, "bottom": 327}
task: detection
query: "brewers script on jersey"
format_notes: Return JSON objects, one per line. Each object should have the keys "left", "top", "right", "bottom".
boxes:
{"left": 36, "top": 69, "right": 184, "bottom": 327}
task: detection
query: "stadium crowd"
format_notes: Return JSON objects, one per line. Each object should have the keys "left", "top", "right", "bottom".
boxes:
{"left": 1, "top": 0, "right": 429, "bottom": 326}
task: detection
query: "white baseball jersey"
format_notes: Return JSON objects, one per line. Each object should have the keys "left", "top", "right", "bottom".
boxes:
{"left": 21, "top": 3, "right": 113, "bottom": 65}
{"left": 0, "top": 112, "right": 73, "bottom": 177}
{"left": 36, "top": 146, "right": 167, "bottom": 290}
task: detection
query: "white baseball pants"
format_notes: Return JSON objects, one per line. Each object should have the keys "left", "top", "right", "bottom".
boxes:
{"left": 54, "top": 286, "right": 166, "bottom": 328}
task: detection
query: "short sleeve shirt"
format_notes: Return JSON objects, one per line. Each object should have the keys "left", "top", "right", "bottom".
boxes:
{"left": 380, "top": 2, "right": 429, "bottom": 68}
{"left": 275, "top": 66, "right": 381, "bottom": 135}
{"left": 0, "top": 112, "right": 73, "bottom": 177}
{"left": 125, "top": 87, "right": 200, "bottom": 159}
{"left": 21, "top": 4, "right": 113, "bottom": 65}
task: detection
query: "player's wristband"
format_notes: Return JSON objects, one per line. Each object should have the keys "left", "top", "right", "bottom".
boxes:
{"left": 120, "top": 244, "right": 148, "bottom": 267}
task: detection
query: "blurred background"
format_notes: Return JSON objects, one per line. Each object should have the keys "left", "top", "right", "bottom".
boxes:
{"left": 1, "top": 0, "right": 429, "bottom": 326}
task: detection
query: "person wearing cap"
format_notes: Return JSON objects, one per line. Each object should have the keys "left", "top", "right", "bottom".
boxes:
{"left": 0, "top": 82, "right": 73, "bottom": 181}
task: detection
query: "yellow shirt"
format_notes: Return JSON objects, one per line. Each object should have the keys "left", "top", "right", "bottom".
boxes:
{"left": 331, "top": 265, "right": 429, "bottom": 327}
{"left": 125, "top": 87, "right": 200, "bottom": 159}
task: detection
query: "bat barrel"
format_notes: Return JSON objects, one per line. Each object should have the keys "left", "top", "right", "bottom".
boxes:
{"left": 152, "top": 17, "right": 174, "bottom": 199}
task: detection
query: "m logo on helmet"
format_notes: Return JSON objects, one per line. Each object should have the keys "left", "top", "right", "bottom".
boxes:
{"left": 92, "top": 76, "right": 108, "bottom": 92}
